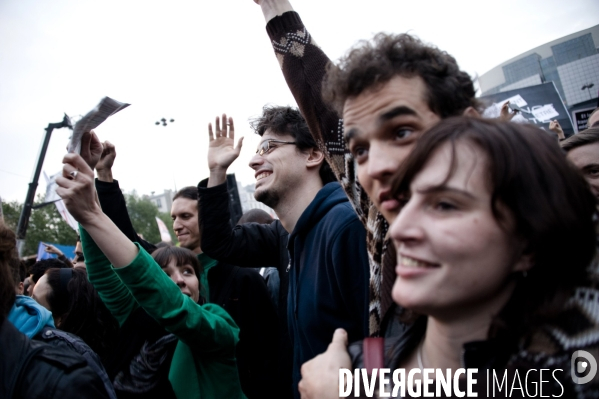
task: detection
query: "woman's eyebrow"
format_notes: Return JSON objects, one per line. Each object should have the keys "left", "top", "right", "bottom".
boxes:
{"left": 415, "top": 185, "right": 476, "bottom": 199}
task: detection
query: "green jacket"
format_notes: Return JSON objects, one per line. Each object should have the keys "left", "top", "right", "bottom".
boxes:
{"left": 81, "top": 228, "right": 246, "bottom": 399}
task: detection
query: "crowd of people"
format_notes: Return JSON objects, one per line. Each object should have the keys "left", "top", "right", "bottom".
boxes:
{"left": 2, "top": 0, "right": 599, "bottom": 398}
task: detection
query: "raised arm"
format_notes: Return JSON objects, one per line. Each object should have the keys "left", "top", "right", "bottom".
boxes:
{"left": 42, "top": 243, "right": 74, "bottom": 268}
{"left": 255, "top": 1, "right": 347, "bottom": 174}
{"left": 94, "top": 141, "right": 156, "bottom": 253}
{"left": 202, "top": 114, "right": 282, "bottom": 267}
{"left": 57, "top": 153, "right": 239, "bottom": 354}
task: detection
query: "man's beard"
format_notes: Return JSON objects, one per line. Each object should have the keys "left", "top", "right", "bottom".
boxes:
{"left": 255, "top": 188, "right": 280, "bottom": 209}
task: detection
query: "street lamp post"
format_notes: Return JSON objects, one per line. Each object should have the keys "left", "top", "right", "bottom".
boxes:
{"left": 15, "top": 114, "right": 72, "bottom": 256}
{"left": 581, "top": 83, "right": 595, "bottom": 101}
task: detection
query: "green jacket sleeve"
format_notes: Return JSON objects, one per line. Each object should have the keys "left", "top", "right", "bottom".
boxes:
{"left": 114, "top": 246, "right": 240, "bottom": 356}
{"left": 80, "top": 227, "right": 138, "bottom": 327}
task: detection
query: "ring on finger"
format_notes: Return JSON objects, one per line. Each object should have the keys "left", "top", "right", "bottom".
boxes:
{"left": 69, "top": 170, "right": 78, "bottom": 179}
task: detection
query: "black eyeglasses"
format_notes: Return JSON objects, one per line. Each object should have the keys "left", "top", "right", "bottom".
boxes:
{"left": 256, "top": 140, "right": 296, "bottom": 156}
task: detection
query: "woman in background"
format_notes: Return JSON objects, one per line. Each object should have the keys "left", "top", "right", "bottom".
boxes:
{"left": 55, "top": 152, "right": 246, "bottom": 399}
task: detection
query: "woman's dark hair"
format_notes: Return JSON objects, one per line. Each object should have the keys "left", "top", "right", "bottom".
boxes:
{"left": 44, "top": 267, "right": 119, "bottom": 362}
{"left": 391, "top": 117, "right": 597, "bottom": 343}
{"left": 152, "top": 246, "right": 204, "bottom": 302}
{"left": 30, "top": 258, "right": 69, "bottom": 283}
{"left": 250, "top": 105, "right": 337, "bottom": 185}
{"left": 0, "top": 224, "right": 18, "bottom": 318}
{"left": 323, "top": 33, "right": 481, "bottom": 117}
{"left": 152, "top": 246, "right": 203, "bottom": 276}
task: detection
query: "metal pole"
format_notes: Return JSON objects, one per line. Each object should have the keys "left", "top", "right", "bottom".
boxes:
{"left": 15, "top": 114, "right": 71, "bottom": 256}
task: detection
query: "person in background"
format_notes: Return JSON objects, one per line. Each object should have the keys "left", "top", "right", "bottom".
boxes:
{"left": 27, "top": 257, "right": 70, "bottom": 296}
{"left": 237, "top": 208, "right": 280, "bottom": 308}
{"left": 73, "top": 237, "right": 86, "bottom": 269}
{"left": 56, "top": 151, "right": 246, "bottom": 399}
{"left": 587, "top": 108, "right": 599, "bottom": 128}
{"left": 9, "top": 257, "right": 26, "bottom": 294}
{"left": 549, "top": 119, "right": 566, "bottom": 141}
{"left": 561, "top": 127, "right": 599, "bottom": 200}
{"left": 85, "top": 137, "right": 278, "bottom": 399}
{"left": 0, "top": 223, "right": 113, "bottom": 399}
{"left": 43, "top": 242, "right": 75, "bottom": 268}
{"left": 31, "top": 267, "right": 119, "bottom": 365}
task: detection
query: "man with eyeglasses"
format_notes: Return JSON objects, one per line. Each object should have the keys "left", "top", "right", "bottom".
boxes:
{"left": 198, "top": 106, "right": 370, "bottom": 399}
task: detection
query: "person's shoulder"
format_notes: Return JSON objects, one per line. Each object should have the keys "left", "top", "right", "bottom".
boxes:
{"left": 20, "top": 342, "right": 109, "bottom": 398}
{"left": 31, "top": 339, "right": 90, "bottom": 370}
{"left": 36, "top": 327, "right": 104, "bottom": 364}
{"left": 322, "top": 200, "right": 363, "bottom": 229}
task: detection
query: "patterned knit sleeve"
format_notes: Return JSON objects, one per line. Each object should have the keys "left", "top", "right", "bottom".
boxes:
{"left": 265, "top": 11, "right": 370, "bottom": 225}
{"left": 265, "top": 10, "right": 394, "bottom": 337}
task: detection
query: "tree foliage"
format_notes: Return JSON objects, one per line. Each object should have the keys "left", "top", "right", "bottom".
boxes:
{"left": 1, "top": 194, "right": 78, "bottom": 256}
{"left": 1, "top": 192, "right": 177, "bottom": 257}
{"left": 124, "top": 192, "right": 176, "bottom": 245}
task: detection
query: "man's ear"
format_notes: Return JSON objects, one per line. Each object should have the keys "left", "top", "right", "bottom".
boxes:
{"left": 462, "top": 106, "right": 480, "bottom": 118}
{"left": 306, "top": 148, "right": 325, "bottom": 170}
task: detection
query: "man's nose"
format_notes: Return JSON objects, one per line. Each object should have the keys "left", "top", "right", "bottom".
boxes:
{"left": 367, "top": 144, "right": 399, "bottom": 180}
{"left": 249, "top": 153, "right": 265, "bottom": 170}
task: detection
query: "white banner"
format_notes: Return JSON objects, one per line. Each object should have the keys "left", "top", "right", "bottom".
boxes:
{"left": 156, "top": 217, "right": 172, "bottom": 242}
{"left": 45, "top": 171, "right": 78, "bottom": 231}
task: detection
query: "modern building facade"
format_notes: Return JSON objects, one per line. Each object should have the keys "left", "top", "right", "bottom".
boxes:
{"left": 146, "top": 189, "right": 174, "bottom": 214}
{"left": 479, "top": 25, "right": 599, "bottom": 131}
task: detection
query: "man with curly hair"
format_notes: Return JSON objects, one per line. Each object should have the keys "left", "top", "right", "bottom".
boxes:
{"left": 251, "top": 1, "right": 481, "bottom": 396}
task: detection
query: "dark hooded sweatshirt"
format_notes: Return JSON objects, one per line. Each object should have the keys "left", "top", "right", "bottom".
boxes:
{"left": 199, "top": 180, "right": 369, "bottom": 398}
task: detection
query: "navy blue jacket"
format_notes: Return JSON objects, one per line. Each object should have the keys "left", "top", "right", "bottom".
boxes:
{"left": 199, "top": 181, "right": 369, "bottom": 398}
{"left": 286, "top": 182, "right": 369, "bottom": 395}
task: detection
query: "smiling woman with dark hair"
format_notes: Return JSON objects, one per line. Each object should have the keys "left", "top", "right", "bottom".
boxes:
{"left": 330, "top": 117, "right": 599, "bottom": 397}
{"left": 368, "top": 117, "right": 598, "bottom": 396}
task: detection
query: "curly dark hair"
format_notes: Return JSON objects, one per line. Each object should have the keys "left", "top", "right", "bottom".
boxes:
{"left": 250, "top": 105, "right": 336, "bottom": 185}
{"left": 391, "top": 117, "right": 597, "bottom": 350}
{"left": 44, "top": 267, "right": 119, "bottom": 362}
{"left": 322, "top": 33, "right": 480, "bottom": 118}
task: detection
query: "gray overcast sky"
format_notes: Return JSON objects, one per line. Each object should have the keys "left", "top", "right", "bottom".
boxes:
{"left": 1, "top": 0, "right": 598, "bottom": 204}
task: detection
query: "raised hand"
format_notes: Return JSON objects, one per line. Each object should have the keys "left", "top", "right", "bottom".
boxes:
{"left": 499, "top": 101, "right": 516, "bottom": 122}
{"left": 207, "top": 114, "right": 243, "bottom": 187}
{"left": 252, "top": 0, "right": 294, "bottom": 23}
{"left": 43, "top": 243, "right": 64, "bottom": 256}
{"left": 549, "top": 120, "right": 565, "bottom": 140}
{"left": 96, "top": 141, "right": 117, "bottom": 182}
{"left": 55, "top": 153, "right": 102, "bottom": 225}
{"left": 80, "top": 131, "right": 103, "bottom": 170}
